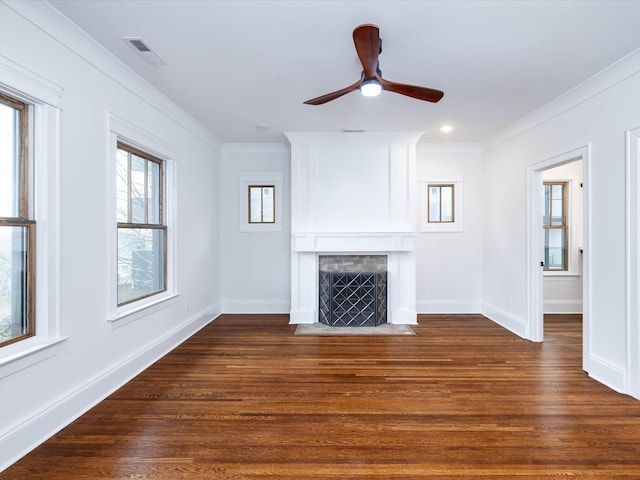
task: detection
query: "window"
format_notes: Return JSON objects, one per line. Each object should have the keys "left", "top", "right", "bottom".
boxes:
{"left": 239, "top": 172, "right": 283, "bottom": 232}
{"left": 419, "top": 174, "right": 464, "bottom": 232}
{"left": 543, "top": 182, "right": 568, "bottom": 271}
{"left": 248, "top": 185, "right": 275, "bottom": 224}
{"left": 0, "top": 60, "right": 64, "bottom": 372}
{"left": 116, "top": 142, "right": 166, "bottom": 306}
{"left": 0, "top": 92, "right": 34, "bottom": 348}
{"left": 428, "top": 184, "right": 454, "bottom": 223}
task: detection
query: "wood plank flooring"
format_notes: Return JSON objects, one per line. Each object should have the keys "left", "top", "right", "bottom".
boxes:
{"left": 4, "top": 314, "right": 640, "bottom": 479}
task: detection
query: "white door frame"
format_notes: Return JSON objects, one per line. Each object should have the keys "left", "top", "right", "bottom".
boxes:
{"left": 626, "top": 127, "right": 640, "bottom": 399}
{"left": 527, "top": 145, "right": 591, "bottom": 373}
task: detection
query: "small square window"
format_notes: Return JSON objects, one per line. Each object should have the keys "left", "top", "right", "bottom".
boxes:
{"left": 239, "top": 173, "right": 283, "bottom": 232}
{"left": 248, "top": 185, "right": 276, "bottom": 224}
{"left": 428, "top": 184, "right": 455, "bottom": 223}
{"left": 419, "top": 174, "right": 463, "bottom": 233}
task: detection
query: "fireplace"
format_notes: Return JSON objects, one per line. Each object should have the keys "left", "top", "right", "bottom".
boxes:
{"left": 286, "top": 132, "right": 421, "bottom": 325}
{"left": 318, "top": 255, "right": 387, "bottom": 327}
{"left": 290, "top": 233, "right": 416, "bottom": 325}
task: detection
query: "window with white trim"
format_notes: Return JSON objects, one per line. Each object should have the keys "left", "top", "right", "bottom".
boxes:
{"left": 419, "top": 174, "right": 464, "bottom": 232}
{"left": 0, "top": 59, "right": 64, "bottom": 375}
{"left": 108, "top": 112, "right": 177, "bottom": 322}
{"left": 240, "top": 173, "right": 283, "bottom": 232}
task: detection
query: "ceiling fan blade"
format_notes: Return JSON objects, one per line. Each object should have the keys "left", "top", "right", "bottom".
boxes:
{"left": 380, "top": 77, "right": 444, "bottom": 103}
{"left": 303, "top": 80, "right": 361, "bottom": 105}
{"left": 352, "top": 24, "right": 380, "bottom": 77}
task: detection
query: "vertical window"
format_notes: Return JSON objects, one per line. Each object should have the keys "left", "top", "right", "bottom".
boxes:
{"left": 116, "top": 142, "right": 166, "bottom": 305}
{"left": 543, "top": 182, "right": 568, "bottom": 271}
{"left": 248, "top": 185, "right": 275, "bottom": 224}
{"left": 428, "top": 184, "right": 454, "bottom": 223}
{"left": 0, "top": 92, "right": 34, "bottom": 347}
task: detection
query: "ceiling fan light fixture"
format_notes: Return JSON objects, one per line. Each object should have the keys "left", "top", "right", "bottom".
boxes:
{"left": 360, "top": 78, "right": 382, "bottom": 97}
{"left": 303, "top": 24, "right": 443, "bottom": 105}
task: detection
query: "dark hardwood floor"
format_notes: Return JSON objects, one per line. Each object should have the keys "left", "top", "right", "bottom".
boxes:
{"left": 4, "top": 314, "right": 640, "bottom": 479}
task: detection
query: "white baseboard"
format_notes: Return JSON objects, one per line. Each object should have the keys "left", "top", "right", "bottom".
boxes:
{"left": 543, "top": 300, "right": 583, "bottom": 314}
{"left": 588, "top": 354, "right": 626, "bottom": 394}
{"left": 481, "top": 302, "right": 528, "bottom": 338}
{"left": 0, "top": 308, "right": 219, "bottom": 474}
{"left": 416, "top": 300, "right": 482, "bottom": 314}
{"left": 221, "top": 299, "right": 290, "bottom": 314}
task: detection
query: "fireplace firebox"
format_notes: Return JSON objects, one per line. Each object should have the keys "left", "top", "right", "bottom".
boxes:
{"left": 318, "top": 255, "right": 387, "bottom": 327}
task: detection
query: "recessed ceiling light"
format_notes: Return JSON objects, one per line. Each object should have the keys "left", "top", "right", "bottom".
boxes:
{"left": 440, "top": 125, "right": 453, "bottom": 133}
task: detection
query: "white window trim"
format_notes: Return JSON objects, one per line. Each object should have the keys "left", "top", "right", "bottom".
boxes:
{"left": 107, "top": 112, "right": 178, "bottom": 323}
{"left": 239, "top": 172, "right": 283, "bottom": 232}
{"left": 419, "top": 173, "right": 464, "bottom": 232}
{"left": 0, "top": 56, "right": 67, "bottom": 378}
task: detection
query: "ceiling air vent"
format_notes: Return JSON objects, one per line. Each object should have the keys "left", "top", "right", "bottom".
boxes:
{"left": 123, "top": 37, "right": 167, "bottom": 66}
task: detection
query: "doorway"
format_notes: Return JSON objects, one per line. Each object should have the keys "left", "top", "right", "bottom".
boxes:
{"left": 541, "top": 160, "right": 584, "bottom": 321}
{"left": 527, "top": 146, "right": 590, "bottom": 373}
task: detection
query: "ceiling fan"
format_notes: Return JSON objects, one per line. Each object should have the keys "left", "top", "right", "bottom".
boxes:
{"left": 304, "top": 23, "right": 444, "bottom": 105}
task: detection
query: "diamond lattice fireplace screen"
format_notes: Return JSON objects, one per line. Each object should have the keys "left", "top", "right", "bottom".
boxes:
{"left": 318, "top": 255, "right": 387, "bottom": 327}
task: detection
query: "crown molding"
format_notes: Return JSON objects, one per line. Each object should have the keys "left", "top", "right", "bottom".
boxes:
{"left": 482, "top": 47, "right": 640, "bottom": 152}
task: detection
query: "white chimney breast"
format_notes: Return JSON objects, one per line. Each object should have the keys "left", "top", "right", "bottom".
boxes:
{"left": 285, "top": 132, "right": 421, "bottom": 325}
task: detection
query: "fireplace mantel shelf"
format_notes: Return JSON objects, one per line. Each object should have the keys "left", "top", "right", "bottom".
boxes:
{"left": 293, "top": 232, "right": 415, "bottom": 253}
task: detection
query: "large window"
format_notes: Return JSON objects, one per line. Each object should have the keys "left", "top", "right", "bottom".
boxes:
{"left": 116, "top": 142, "right": 166, "bottom": 306}
{"left": 543, "top": 182, "right": 568, "bottom": 271}
{"left": 0, "top": 92, "right": 34, "bottom": 347}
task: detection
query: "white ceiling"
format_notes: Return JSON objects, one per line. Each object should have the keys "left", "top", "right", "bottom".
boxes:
{"left": 48, "top": 0, "right": 640, "bottom": 144}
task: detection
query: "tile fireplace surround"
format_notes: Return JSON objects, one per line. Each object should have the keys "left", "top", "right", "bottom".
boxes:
{"left": 285, "top": 132, "right": 421, "bottom": 325}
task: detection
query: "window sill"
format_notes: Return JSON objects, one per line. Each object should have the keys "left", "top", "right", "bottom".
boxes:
{"left": 420, "top": 224, "right": 464, "bottom": 233}
{"left": 543, "top": 271, "right": 581, "bottom": 278}
{"left": 108, "top": 292, "right": 180, "bottom": 327}
{"left": 0, "top": 335, "right": 68, "bottom": 380}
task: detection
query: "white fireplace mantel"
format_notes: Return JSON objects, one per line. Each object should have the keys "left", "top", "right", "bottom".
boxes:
{"left": 293, "top": 232, "right": 415, "bottom": 253}
{"left": 287, "top": 132, "right": 420, "bottom": 326}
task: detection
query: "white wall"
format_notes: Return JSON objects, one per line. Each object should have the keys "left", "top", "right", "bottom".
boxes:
{"left": 481, "top": 48, "right": 640, "bottom": 393}
{"left": 218, "top": 138, "right": 486, "bottom": 320}
{"left": 0, "top": 1, "right": 221, "bottom": 470}
{"left": 219, "top": 144, "right": 291, "bottom": 313}
{"left": 415, "top": 144, "right": 484, "bottom": 313}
